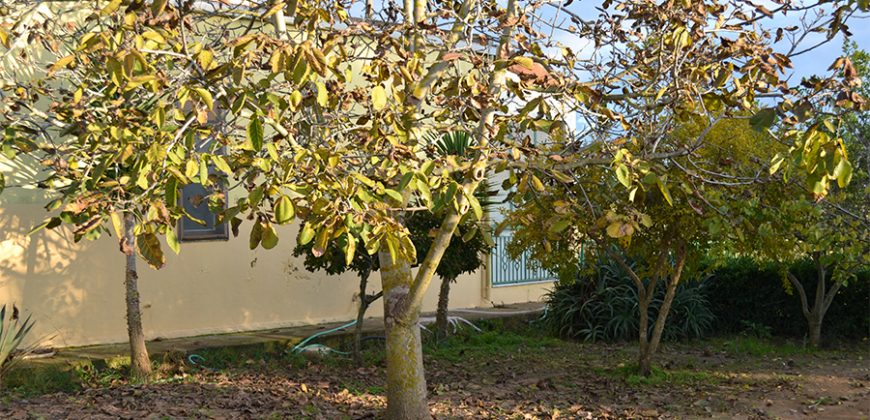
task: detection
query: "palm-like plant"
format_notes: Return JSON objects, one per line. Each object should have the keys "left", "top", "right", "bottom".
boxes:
{"left": 0, "top": 304, "right": 35, "bottom": 386}
{"left": 419, "top": 130, "right": 496, "bottom": 338}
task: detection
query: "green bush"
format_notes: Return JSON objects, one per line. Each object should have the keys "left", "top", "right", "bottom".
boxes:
{"left": 704, "top": 257, "right": 869, "bottom": 341}
{"left": 542, "top": 259, "right": 714, "bottom": 342}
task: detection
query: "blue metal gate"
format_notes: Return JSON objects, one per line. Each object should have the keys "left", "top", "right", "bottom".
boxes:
{"left": 489, "top": 231, "right": 556, "bottom": 286}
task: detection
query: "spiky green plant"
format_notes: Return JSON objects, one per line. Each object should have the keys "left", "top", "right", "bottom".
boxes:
{"left": 0, "top": 304, "right": 36, "bottom": 385}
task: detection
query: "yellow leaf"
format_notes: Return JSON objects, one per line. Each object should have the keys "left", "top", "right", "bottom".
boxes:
{"left": 48, "top": 55, "right": 75, "bottom": 75}
{"left": 372, "top": 85, "right": 387, "bottom": 111}
{"left": 101, "top": 0, "right": 122, "bottom": 15}
{"left": 316, "top": 81, "right": 328, "bottom": 106}
{"left": 512, "top": 56, "right": 535, "bottom": 70}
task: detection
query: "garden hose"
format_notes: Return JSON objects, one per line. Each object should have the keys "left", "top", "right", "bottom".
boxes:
{"left": 291, "top": 320, "right": 358, "bottom": 355}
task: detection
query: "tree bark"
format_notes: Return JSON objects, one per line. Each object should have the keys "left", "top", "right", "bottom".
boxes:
{"left": 808, "top": 314, "right": 823, "bottom": 348}
{"left": 378, "top": 250, "right": 430, "bottom": 420}
{"left": 639, "top": 244, "right": 687, "bottom": 377}
{"left": 788, "top": 255, "right": 843, "bottom": 348}
{"left": 435, "top": 278, "right": 452, "bottom": 339}
{"left": 123, "top": 214, "right": 151, "bottom": 382}
{"left": 637, "top": 294, "right": 652, "bottom": 376}
{"left": 353, "top": 270, "right": 371, "bottom": 366}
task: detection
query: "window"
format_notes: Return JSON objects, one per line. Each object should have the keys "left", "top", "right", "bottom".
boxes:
{"left": 178, "top": 182, "right": 228, "bottom": 241}
{"left": 178, "top": 135, "right": 229, "bottom": 242}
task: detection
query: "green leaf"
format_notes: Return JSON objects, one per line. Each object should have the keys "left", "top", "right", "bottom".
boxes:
{"left": 249, "top": 220, "right": 263, "bottom": 249}
{"left": 28, "top": 218, "right": 54, "bottom": 236}
{"left": 606, "top": 222, "right": 623, "bottom": 238}
{"left": 166, "top": 227, "right": 181, "bottom": 254}
{"left": 137, "top": 232, "right": 166, "bottom": 269}
{"left": 247, "top": 118, "right": 264, "bottom": 151}
{"left": 151, "top": 0, "right": 169, "bottom": 15}
{"left": 466, "top": 191, "right": 483, "bottom": 221}
{"left": 549, "top": 218, "right": 571, "bottom": 234}
{"left": 261, "top": 222, "right": 279, "bottom": 249}
{"left": 833, "top": 157, "right": 853, "bottom": 188}
{"left": 312, "top": 227, "right": 329, "bottom": 257}
{"left": 298, "top": 223, "right": 316, "bottom": 245}
{"left": 274, "top": 195, "right": 295, "bottom": 224}
{"left": 372, "top": 85, "right": 387, "bottom": 111}
{"left": 343, "top": 235, "right": 356, "bottom": 266}
{"left": 211, "top": 155, "right": 233, "bottom": 176}
{"left": 615, "top": 164, "right": 631, "bottom": 188}
{"left": 384, "top": 189, "right": 403, "bottom": 204}
{"left": 0, "top": 172, "right": 4, "bottom": 194}
{"left": 750, "top": 108, "right": 777, "bottom": 132}
{"left": 657, "top": 179, "right": 674, "bottom": 206}
{"left": 192, "top": 88, "right": 214, "bottom": 110}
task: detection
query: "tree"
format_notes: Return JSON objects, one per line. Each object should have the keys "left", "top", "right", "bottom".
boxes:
{"left": 3, "top": 0, "right": 864, "bottom": 416}
{"left": 507, "top": 117, "right": 784, "bottom": 375}
{"left": 293, "top": 232, "right": 381, "bottom": 365}
{"left": 498, "top": 0, "right": 867, "bottom": 374}
{"left": 743, "top": 45, "right": 869, "bottom": 348}
{"left": 0, "top": 1, "right": 224, "bottom": 380}
{"left": 740, "top": 43, "right": 870, "bottom": 348}
{"left": 293, "top": 131, "right": 492, "bottom": 357}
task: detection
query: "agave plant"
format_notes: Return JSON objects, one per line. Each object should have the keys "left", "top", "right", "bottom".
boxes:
{"left": 0, "top": 304, "right": 35, "bottom": 384}
{"left": 543, "top": 257, "right": 715, "bottom": 343}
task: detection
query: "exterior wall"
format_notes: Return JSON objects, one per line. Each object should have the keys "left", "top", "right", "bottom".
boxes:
{"left": 0, "top": 20, "right": 558, "bottom": 349}
{"left": 0, "top": 201, "right": 553, "bottom": 349}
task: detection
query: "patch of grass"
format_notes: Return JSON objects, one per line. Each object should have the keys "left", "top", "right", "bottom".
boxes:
{"left": 596, "top": 363, "right": 721, "bottom": 386}
{"left": 721, "top": 337, "right": 810, "bottom": 357}
{"left": 425, "top": 328, "right": 563, "bottom": 363}
{"left": 2, "top": 363, "right": 81, "bottom": 396}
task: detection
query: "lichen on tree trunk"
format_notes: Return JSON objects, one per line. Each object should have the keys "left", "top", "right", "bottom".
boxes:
{"left": 378, "top": 250, "right": 430, "bottom": 420}
{"left": 435, "top": 278, "right": 452, "bottom": 339}
{"left": 123, "top": 214, "right": 152, "bottom": 382}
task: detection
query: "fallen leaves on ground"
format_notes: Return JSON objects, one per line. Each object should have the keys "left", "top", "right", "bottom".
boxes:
{"left": 1, "top": 334, "right": 868, "bottom": 419}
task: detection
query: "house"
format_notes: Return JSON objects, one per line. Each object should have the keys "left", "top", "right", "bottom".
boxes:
{"left": 0, "top": 2, "right": 563, "bottom": 349}
{"left": 0, "top": 161, "right": 556, "bottom": 348}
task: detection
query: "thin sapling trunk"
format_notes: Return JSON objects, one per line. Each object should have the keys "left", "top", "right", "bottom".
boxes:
{"left": 123, "top": 214, "right": 152, "bottom": 382}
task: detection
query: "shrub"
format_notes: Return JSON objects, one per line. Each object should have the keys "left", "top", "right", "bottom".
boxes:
{"left": 542, "top": 259, "right": 714, "bottom": 342}
{"left": 704, "top": 257, "right": 869, "bottom": 341}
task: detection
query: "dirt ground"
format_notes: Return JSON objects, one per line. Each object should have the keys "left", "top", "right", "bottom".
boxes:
{"left": 1, "top": 328, "right": 867, "bottom": 419}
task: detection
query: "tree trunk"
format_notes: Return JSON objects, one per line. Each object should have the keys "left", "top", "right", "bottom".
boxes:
{"left": 353, "top": 271, "right": 371, "bottom": 366}
{"left": 378, "top": 250, "right": 430, "bottom": 420}
{"left": 123, "top": 214, "right": 151, "bottom": 382}
{"left": 637, "top": 295, "right": 652, "bottom": 376}
{"left": 435, "top": 278, "right": 452, "bottom": 339}
{"left": 808, "top": 314, "right": 823, "bottom": 348}
{"left": 639, "top": 245, "right": 687, "bottom": 377}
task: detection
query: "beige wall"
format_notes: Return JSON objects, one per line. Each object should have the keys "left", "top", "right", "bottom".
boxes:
{"left": 0, "top": 199, "right": 552, "bottom": 348}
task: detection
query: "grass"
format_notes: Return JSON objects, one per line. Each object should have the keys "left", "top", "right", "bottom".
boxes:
{"left": 720, "top": 336, "right": 812, "bottom": 357}
{"left": 595, "top": 362, "right": 723, "bottom": 386}
{"left": 424, "top": 319, "right": 562, "bottom": 363}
